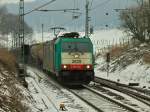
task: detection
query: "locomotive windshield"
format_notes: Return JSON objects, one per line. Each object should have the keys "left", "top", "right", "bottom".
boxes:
{"left": 62, "top": 42, "right": 91, "bottom": 52}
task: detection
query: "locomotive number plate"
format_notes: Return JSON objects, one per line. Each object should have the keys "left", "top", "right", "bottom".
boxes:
{"left": 72, "top": 60, "right": 81, "bottom": 63}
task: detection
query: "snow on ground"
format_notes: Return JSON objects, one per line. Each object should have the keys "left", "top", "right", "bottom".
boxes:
{"left": 26, "top": 66, "right": 97, "bottom": 112}
{"left": 95, "top": 56, "right": 150, "bottom": 89}
{"left": 0, "top": 65, "right": 32, "bottom": 112}
{"left": 26, "top": 77, "right": 59, "bottom": 112}
{"left": 26, "top": 68, "right": 59, "bottom": 112}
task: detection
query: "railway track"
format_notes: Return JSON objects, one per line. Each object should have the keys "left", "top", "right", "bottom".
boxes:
{"left": 28, "top": 67, "right": 98, "bottom": 112}
{"left": 41, "top": 76, "right": 141, "bottom": 112}
{"left": 27, "top": 67, "right": 150, "bottom": 112}
{"left": 32, "top": 78, "right": 59, "bottom": 111}
{"left": 68, "top": 85, "right": 139, "bottom": 112}
{"left": 95, "top": 77, "right": 150, "bottom": 96}
{"left": 28, "top": 67, "right": 139, "bottom": 112}
{"left": 94, "top": 77, "right": 150, "bottom": 108}
{"left": 26, "top": 72, "right": 60, "bottom": 112}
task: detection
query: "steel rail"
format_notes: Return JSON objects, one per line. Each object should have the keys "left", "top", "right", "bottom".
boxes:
{"left": 67, "top": 88, "right": 104, "bottom": 112}
{"left": 28, "top": 75, "right": 60, "bottom": 112}
{"left": 83, "top": 85, "right": 139, "bottom": 112}
{"left": 94, "top": 77, "right": 150, "bottom": 107}
{"left": 31, "top": 67, "right": 102, "bottom": 112}
{"left": 95, "top": 77, "right": 150, "bottom": 95}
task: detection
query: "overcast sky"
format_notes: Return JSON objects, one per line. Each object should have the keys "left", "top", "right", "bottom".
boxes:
{"left": 1, "top": 0, "right": 139, "bottom": 32}
{"left": 0, "top": 0, "right": 35, "bottom": 4}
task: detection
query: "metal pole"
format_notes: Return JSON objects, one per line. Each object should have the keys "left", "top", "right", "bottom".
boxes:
{"left": 42, "top": 24, "right": 44, "bottom": 68}
{"left": 12, "top": 33, "right": 14, "bottom": 49}
{"left": 85, "top": 0, "right": 89, "bottom": 37}
{"left": 142, "top": 0, "right": 143, "bottom": 6}
{"left": 147, "top": 0, "right": 150, "bottom": 41}
{"left": 107, "top": 62, "right": 109, "bottom": 78}
{"left": 42, "top": 24, "right": 44, "bottom": 43}
{"left": 19, "top": 0, "right": 25, "bottom": 75}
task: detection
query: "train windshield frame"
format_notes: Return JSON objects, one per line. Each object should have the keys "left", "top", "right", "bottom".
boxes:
{"left": 62, "top": 42, "right": 91, "bottom": 52}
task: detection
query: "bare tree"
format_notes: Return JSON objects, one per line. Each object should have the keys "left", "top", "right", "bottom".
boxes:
{"left": 120, "top": 1, "right": 150, "bottom": 43}
{"left": 0, "top": 6, "right": 33, "bottom": 36}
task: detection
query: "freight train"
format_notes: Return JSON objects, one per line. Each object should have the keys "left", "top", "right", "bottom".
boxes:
{"left": 30, "top": 32, "right": 95, "bottom": 85}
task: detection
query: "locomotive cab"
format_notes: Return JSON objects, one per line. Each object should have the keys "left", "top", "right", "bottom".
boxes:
{"left": 54, "top": 33, "right": 94, "bottom": 85}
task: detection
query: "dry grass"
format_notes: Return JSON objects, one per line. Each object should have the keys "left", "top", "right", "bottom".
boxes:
{"left": 110, "top": 45, "right": 128, "bottom": 59}
{"left": 95, "top": 45, "right": 129, "bottom": 61}
{"left": 143, "top": 52, "right": 150, "bottom": 64}
{"left": 0, "top": 48, "right": 17, "bottom": 72}
{"left": 0, "top": 48, "right": 29, "bottom": 112}
{"left": 0, "top": 67, "right": 29, "bottom": 112}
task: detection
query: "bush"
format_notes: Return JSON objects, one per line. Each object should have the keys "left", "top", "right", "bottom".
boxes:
{"left": 110, "top": 45, "right": 128, "bottom": 59}
{"left": 0, "top": 48, "right": 29, "bottom": 112}
{"left": 143, "top": 52, "right": 150, "bottom": 64}
{"left": 0, "top": 48, "right": 17, "bottom": 72}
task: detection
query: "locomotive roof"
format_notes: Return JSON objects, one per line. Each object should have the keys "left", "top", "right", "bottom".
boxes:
{"left": 55, "top": 36, "right": 92, "bottom": 44}
{"left": 59, "top": 32, "right": 80, "bottom": 38}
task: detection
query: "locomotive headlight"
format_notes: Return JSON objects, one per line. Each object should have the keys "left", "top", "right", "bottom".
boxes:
{"left": 74, "top": 54, "right": 79, "bottom": 58}
{"left": 63, "top": 65, "right": 67, "bottom": 69}
{"left": 86, "top": 65, "right": 90, "bottom": 69}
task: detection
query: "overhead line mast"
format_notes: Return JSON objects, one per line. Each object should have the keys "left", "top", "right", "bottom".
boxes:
{"left": 19, "top": 0, "right": 56, "bottom": 76}
{"left": 85, "top": 0, "right": 90, "bottom": 37}
{"left": 19, "top": 0, "right": 24, "bottom": 63}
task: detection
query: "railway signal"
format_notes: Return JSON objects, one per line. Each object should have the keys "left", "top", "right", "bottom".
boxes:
{"left": 106, "top": 52, "right": 110, "bottom": 63}
{"left": 106, "top": 52, "right": 110, "bottom": 78}
{"left": 90, "top": 26, "right": 94, "bottom": 34}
